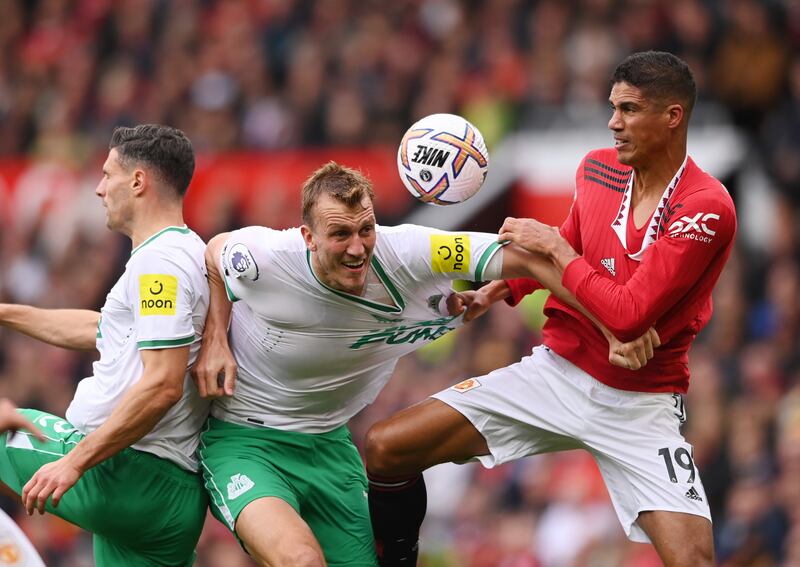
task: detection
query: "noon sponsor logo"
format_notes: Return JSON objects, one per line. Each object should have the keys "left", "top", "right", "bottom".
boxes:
{"left": 139, "top": 274, "right": 178, "bottom": 316}
{"left": 430, "top": 234, "right": 470, "bottom": 273}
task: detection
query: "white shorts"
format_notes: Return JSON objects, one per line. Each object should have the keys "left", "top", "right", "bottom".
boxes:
{"left": 432, "top": 345, "right": 711, "bottom": 543}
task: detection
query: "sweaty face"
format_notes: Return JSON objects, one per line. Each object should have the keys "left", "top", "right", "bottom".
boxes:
{"left": 607, "top": 82, "right": 671, "bottom": 167}
{"left": 304, "top": 193, "right": 377, "bottom": 295}
{"left": 96, "top": 148, "right": 135, "bottom": 233}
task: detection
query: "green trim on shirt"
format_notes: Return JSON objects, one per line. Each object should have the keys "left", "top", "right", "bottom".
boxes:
{"left": 475, "top": 241, "right": 505, "bottom": 281}
{"left": 137, "top": 334, "right": 195, "bottom": 349}
{"left": 131, "top": 226, "right": 191, "bottom": 256}
{"left": 306, "top": 250, "right": 404, "bottom": 314}
{"left": 223, "top": 275, "right": 240, "bottom": 302}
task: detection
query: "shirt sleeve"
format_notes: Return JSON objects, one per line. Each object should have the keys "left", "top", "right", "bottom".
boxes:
{"left": 385, "top": 224, "right": 505, "bottom": 282}
{"left": 219, "top": 226, "right": 274, "bottom": 302}
{"left": 562, "top": 191, "right": 736, "bottom": 341}
{"left": 505, "top": 182, "right": 583, "bottom": 307}
{"left": 128, "top": 248, "right": 196, "bottom": 350}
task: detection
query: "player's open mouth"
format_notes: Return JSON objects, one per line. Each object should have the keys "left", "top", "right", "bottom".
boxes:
{"left": 614, "top": 138, "right": 628, "bottom": 148}
{"left": 342, "top": 260, "right": 366, "bottom": 271}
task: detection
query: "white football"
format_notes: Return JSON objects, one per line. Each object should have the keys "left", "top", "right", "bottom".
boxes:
{"left": 397, "top": 113, "right": 489, "bottom": 206}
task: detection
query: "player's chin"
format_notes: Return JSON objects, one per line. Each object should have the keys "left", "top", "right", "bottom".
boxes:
{"left": 614, "top": 148, "right": 632, "bottom": 165}
{"left": 338, "top": 268, "right": 367, "bottom": 292}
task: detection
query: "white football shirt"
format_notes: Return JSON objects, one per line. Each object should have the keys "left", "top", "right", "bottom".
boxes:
{"left": 214, "top": 223, "right": 503, "bottom": 432}
{"left": 66, "top": 226, "right": 210, "bottom": 471}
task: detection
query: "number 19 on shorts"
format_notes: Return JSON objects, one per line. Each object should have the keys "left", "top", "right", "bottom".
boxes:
{"left": 658, "top": 446, "right": 696, "bottom": 484}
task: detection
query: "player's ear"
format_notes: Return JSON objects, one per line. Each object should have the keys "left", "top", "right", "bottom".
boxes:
{"left": 300, "top": 225, "right": 317, "bottom": 252}
{"left": 131, "top": 168, "right": 146, "bottom": 196}
{"left": 666, "top": 104, "right": 684, "bottom": 130}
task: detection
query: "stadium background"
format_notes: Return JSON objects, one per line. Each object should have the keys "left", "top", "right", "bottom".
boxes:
{"left": 0, "top": 0, "right": 797, "bottom": 565}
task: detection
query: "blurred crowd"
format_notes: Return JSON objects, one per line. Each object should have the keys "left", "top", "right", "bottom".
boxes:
{"left": 0, "top": 0, "right": 799, "bottom": 565}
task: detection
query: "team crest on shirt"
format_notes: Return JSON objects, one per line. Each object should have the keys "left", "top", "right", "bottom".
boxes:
{"left": 451, "top": 378, "right": 481, "bottom": 393}
{"left": 225, "top": 243, "right": 259, "bottom": 281}
{"left": 427, "top": 294, "right": 445, "bottom": 314}
{"left": 139, "top": 274, "right": 178, "bottom": 316}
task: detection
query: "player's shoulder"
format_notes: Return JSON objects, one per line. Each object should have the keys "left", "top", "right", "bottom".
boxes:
{"left": 376, "top": 223, "right": 429, "bottom": 238}
{"left": 375, "top": 223, "right": 421, "bottom": 254}
{"left": 128, "top": 226, "right": 205, "bottom": 270}
{"left": 582, "top": 147, "right": 627, "bottom": 166}
{"left": 678, "top": 157, "right": 736, "bottom": 214}
{"left": 222, "top": 226, "right": 305, "bottom": 283}
{"left": 228, "top": 225, "right": 304, "bottom": 253}
{"left": 376, "top": 223, "right": 448, "bottom": 248}
{"left": 577, "top": 148, "right": 633, "bottom": 194}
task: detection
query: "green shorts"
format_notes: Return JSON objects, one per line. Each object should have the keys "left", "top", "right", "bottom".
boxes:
{"left": 0, "top": 409, "right": 207, "bottom": 567}
{"left": 199, "top": 417, "right": 377, "bottom": 566}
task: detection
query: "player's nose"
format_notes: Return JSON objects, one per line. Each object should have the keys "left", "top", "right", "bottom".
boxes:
{"left": 347, "top": 236, "right": 366, "bottom": 257}
{"left": 608, "top": 110, "right": 623, "bottom": 131}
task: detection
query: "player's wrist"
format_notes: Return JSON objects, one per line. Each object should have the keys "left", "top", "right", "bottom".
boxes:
{"left": 549, "top": 238, "right": 578, "bottom": 271}
{"left": 203, "top": 326, "right": 230, "bottom": 342}
{"left": 62, "top": 448, "right": 91, "bottom": 474}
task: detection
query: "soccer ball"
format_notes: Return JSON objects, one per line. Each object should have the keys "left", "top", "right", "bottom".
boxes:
{"left": 397, "top": 113, "right": 489, "bottom": 206}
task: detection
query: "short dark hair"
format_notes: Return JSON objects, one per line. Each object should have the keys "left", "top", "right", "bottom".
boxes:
{"left": 612, "top": 51, "right": 697, "bottom": 119}
{"left": 109, "top": 124, "right": 195, "bottom": 197}
{"left": 301, "top": 161, "right": 375, "bottom": 226}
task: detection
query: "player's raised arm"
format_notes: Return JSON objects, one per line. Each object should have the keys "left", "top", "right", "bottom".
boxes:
{"left": 0, "top": 304, "right": 99, "bottom": 351}
{"left": 501, "top": 244, "right": 659, "bottom": 369}
{"left": 191, "top": 232, "right": 238, "bottom": 398}
{"left": 500, "top": 197, "right": 736, "bottom": 342}
{"left": 22, "top": 346, "right": 189, "bottom": 514}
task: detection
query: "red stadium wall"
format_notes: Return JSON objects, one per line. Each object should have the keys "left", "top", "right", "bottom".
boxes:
{"left": 0, "top": 150, "right": 574, "bottom": 234}
{"left": 0, "top": 150, "right": 414, "bottom": 236}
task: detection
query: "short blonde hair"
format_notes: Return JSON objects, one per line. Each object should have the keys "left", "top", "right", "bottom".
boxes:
{"left": 301, "top": 161, "right": 376, "bottom": 226}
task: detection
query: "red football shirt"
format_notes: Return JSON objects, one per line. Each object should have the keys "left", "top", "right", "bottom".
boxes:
{"left": 507, "top": 148, "right": 737, "bottom": 393}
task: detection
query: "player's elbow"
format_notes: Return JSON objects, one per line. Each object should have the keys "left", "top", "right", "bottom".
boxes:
{"left": 205, "top": 233, "right": 230, "bottom": 263}
{"left": 151, "top": 378, "right": 184, "bottom": 409}
{"left": 606, "top": 318, "right": 652, "bottom": 343}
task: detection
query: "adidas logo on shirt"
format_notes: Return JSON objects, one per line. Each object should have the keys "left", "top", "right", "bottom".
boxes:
{"left": 685, "top": 486, "right": 703, "bottom": 502}
{"left": 601, "top": 258, "right": 616, "bottom": 276}
{"left": 227, "top": 473, "right": 255, "bottom": 500}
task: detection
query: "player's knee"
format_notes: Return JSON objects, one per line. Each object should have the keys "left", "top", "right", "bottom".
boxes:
{"left": 677, "top": 540, "right": 713, "bottom": 567}
{"left": 662, "top": 536, "right": 713, "bottom": 567}
{"left": 364, "top": 422, "right": 403, "bottom": 476}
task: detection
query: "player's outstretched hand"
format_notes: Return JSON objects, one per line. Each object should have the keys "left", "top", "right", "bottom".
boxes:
{"left": 191, "top": 333, "right": 238, "bottom": 398}
{"left": 498, "top": 217, "right": 561, "bottom": 256}
{"left": 0, "top": 399, "right": 44, "bottom": 441}
{"left": 446, "top": 290, "right": 492, "bottom": 323}
{"left": 608, "top": 327, "right": 661, "bottom": 370}
{"left": 22, "top": 457, "right": 83, "bottom": 515}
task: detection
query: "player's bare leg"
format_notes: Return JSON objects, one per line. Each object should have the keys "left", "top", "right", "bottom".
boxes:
{"left": 236, "top": 497, "right": 326, "bottom": 567}
{"left": 365, "top": 398, "right": 489, "bottom": 566}
{"left": 637, "top": 510, "right": 714, "bottom": 567}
